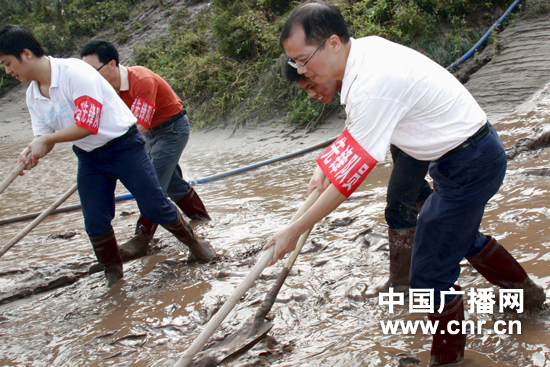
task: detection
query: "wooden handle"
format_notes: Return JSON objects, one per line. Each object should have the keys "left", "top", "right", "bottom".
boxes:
{"left": 284, "top": 177, "right": 329, "bottom": 269}
{"left": 173, "top": 180, "right": 328, "bottom": 367}
{"left": 0, "top": 162, "right": 25, "bottom": 196}
{"left": 0, "top": 183, "right": 78, "bottom": 258}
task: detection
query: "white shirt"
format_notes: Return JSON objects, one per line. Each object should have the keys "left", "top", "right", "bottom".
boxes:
{"left": 26, "top": 57, "right": 136, "bottom": 152}
{"left": 341, "top": 36, "right": 487, "bottom": 162}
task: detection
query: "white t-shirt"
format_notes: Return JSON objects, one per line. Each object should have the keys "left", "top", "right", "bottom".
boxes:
{"left": 26, "top": 57, "right": 136, "bottom": 152}
{"left": 341, "top": 36, "right": 487, "bottom": 162}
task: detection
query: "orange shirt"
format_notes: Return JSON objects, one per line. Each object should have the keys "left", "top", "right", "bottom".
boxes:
{"left": 119, "top": 65, "right": 183, "bottom": 129}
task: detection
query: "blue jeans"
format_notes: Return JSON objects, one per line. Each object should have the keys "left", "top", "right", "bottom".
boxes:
{"left": 385, "top": 145, "right": 432, "bottom": 229}
{"left": 410, "top": 123, "right": 507, "bottom": 306}
{"left": 73, "top": 133, "right": 178, "bottom": 238}
{"left": 144, "top": 114, "right": 192, "bottom": 203}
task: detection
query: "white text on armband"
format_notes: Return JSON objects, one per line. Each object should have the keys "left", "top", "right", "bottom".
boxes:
{"left": 316, "top": 128, "right": 377, "bottom": 197}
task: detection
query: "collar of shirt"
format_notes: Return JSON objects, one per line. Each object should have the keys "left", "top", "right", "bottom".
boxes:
{"left": 340, "top": 37, "right": 363, "bottom": 106}
{"left": 49, "top": 56, "right": 60, "bottom": 90}
{"left": 119, "top": 65, "right": 129, "bottom": 91}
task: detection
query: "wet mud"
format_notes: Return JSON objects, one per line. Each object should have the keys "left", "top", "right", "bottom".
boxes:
{"left": 1, "top": 12, "right": 550, "bottom": 367}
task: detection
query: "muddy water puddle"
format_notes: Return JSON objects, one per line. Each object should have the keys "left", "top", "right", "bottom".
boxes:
{"left": 1, "top": 92, "right": 550, "bottom": 366}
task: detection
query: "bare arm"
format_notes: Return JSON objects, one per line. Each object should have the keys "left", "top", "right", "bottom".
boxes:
{"left": 263, "top": 184, "right": 347, "bottom": 265}
{"left": 307, "top": 164, "right": 327, "bottom": 195}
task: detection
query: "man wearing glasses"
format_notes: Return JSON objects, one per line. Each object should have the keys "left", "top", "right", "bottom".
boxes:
{"left": 265, "top": 1, "right": 546, "bottom": 366}
{"left": 285, "top": 63, "right": 432, "bottom": 296}
{"left": 81, "top": 40, "right": 212, "bottom": 261}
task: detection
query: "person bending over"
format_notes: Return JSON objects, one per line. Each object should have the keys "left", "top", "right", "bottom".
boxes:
{"left": 81, "top": 40, "right": 211, "bottom": 261}
{"left": 285, "top": 63, "right": 432, "bottom": 296}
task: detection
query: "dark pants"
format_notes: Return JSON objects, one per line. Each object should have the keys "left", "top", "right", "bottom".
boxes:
{"left": 385, "top": 145, "right": 432, "bottom": 229}
{"left": 73, "top": 133, "right": 178, "bottom": 238}
{"left": 410, "top": 123, "right": 507, "bottom": 305}
{"left": 145, "top": 113, "right": 192, "bottom": 203}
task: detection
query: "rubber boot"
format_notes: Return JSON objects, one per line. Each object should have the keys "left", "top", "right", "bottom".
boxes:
{"left": 90, "top": 229, "right": 123, "bottom": 287}
{"left": 176, "top": 187, "right": 211, "bottom": 221}
{"left": 466, "top": 236, "right": 546, "bottom": 310}
{"left": 161, "top": 210, "right": 216, "bottom": 262}
{"left": 428, "top": 285, "right": 466, "bottom": 367}
{"left": 119, "top": 216, "right": 159, "bottom": 261}
{"left": 374, "top": 227, "right": 415, "bottom": 294}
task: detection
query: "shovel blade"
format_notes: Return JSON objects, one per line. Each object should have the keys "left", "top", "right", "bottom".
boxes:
{"left": 189, "top": 321, "right": 273, "bottom": 367}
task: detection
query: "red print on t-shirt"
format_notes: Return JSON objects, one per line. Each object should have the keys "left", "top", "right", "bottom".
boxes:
{"left": 316, "top": 129, "right": 377, "bottom": 197}
{"left": 131, "top": 96, "right": 157, "bottom": 129}
{"left": 74, "top": 96, "right": 102, "bottom": 134}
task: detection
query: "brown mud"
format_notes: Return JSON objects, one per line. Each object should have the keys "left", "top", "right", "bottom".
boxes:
{"left": 1, "top": 10, "right": 550, "bottom": 367}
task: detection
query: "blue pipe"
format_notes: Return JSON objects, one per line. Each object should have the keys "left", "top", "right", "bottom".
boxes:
{"left": 446, "top": 0, "right": 522, "bottom": 71}
{"left": 117, "top": 135, "right": 337, "bottom": 202}
{"left": 110, "top": 136, "right": 335, "bottom": 203}
{"left": 190, "top": 136, "right": 337, "bottom": 185}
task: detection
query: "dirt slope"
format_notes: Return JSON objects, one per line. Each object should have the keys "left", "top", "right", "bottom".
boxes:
{"left": 463, "top": 14, "right": 550, "bottom": 121}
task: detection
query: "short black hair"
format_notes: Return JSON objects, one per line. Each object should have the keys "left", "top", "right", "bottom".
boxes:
{"left": 80, "top": 39, "right": 119, "bottom": 66}
{"left": 284, "top": 62, "right": 307, "bottom": 82}
{"left": 280, "top": 0, "right": 350, "bottom": 47}
{"left": 0, "top": 25, "right": 45, "bottom": 60}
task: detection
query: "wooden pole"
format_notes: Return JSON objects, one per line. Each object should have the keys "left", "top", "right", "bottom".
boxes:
{"left": 0, "top": 183, "right": 78, "bottom": 258}
{"left": 173, "top": 180, "right": 329, "bottom": 367}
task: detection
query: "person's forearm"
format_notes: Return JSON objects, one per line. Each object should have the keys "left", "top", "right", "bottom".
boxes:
{"left": 290, "top": 184, "right": 347, "bottom": 235}
{"left": 42, "top": 124, "right": 94, "bottom": 145}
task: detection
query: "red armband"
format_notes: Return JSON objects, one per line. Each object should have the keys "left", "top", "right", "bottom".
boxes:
{"left": 131, "top": 96, "right": 156, "bottom": 129}
{"left": 74, "top": 96, "right": 102, "bottom": 134}
{"left": 316, "top": 128, "right": 377, "bottom": 197}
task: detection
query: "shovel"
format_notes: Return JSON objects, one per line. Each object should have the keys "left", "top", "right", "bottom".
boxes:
{"left": 187, "top": 225, "right": 315, "bottom": 367}
{"left": 174, "top": 179, "right": 329, "bottom": 367}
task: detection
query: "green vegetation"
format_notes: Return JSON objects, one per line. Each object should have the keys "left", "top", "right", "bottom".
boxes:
{"left": 0, "top": 0, "right": 140, "bottom": 97}
{"left": 522, "top": 0, "right": 550, "bottom": 17}
{"left": 0, "top": 0, "right": 524, "bottom": 129}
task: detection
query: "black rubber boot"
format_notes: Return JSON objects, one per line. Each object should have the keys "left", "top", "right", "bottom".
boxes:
{"left": 373, "top": 227, "right": 415, "bottom": 295}
{"left": 119, "top": 216, "right": 159, "bottom": 261}
{"left": 90, "top": 229, "right": 123, "bottom": 287}
{"left": 466, "top": 236, "right": 546, "bottom": 310}
{"left": 161, "top": 210, "right": 216, "bottom": 262}
{"left": 176, "top": 187, "right": 211, "bottom": 221}
{"left": 428, "top": 285, "right": 466, "bottom": 367}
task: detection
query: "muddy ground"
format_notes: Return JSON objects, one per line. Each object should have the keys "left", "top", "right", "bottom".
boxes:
{"left": 1, "top": 8, "right": 550, "bottom": 367}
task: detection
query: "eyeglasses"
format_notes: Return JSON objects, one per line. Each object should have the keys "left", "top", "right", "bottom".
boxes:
{"left": 96, "top": 63, "right": 107, "bottom": 72}
{"left": 288, "top": 36, "right": 329, "bottom": 71}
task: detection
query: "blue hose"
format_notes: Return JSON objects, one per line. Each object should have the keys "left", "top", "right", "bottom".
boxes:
{"left": 113, "top": 135, "right": 337, "bottom": 204}
{"left": 446, "top": 0, "right": 522, "bottom": 70}
{"left": 190, "top": 136, "right": 337, "bottom": 185}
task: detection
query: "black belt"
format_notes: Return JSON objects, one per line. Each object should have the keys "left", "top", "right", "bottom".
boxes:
{"left": 149, "top": 109, "right": 186, "bottom": 133}
{"left": 442, "top": 123, "right": 490, "bottom": 158}
{"left": 93, "top": 125, "right": 138, "bottom": 152}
